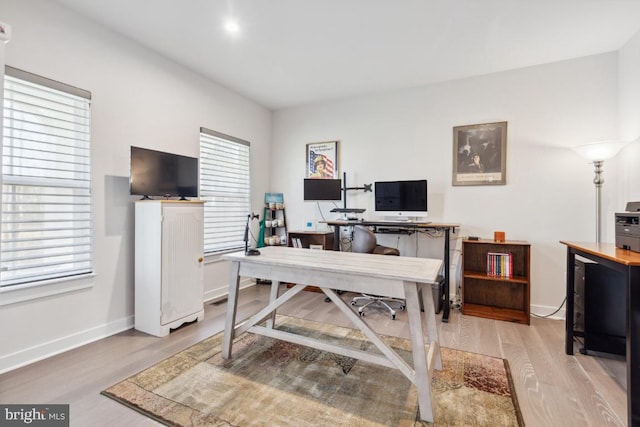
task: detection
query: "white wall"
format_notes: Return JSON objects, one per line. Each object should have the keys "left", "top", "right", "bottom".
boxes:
{"left": 619, "top": 29, "right": 640, "bottom": 201}
{"left": 272, "top": 53, "right": 628, "bottom": 317}
{"left": 0, "top": 0, "right": 271, "bottom": 373}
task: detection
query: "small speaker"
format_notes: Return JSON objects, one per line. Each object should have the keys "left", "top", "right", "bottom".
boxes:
{"left": 0, "top": 22, "right": 11, "bottom": 42}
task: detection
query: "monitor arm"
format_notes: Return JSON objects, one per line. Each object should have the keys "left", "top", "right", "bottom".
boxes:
{"left": 342, "top": 171, "right": 372, "bottom": 209}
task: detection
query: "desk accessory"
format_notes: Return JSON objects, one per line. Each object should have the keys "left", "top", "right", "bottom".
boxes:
{"left": 615, "top": 201, "right": 640, "bottom": 252}
{"left": 244, "top": 213, "right": 261, "bottom": 255}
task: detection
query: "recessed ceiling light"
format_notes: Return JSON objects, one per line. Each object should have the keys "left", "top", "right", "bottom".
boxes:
{"left": 224, "top": 20, "right": 240, "bottom": 34}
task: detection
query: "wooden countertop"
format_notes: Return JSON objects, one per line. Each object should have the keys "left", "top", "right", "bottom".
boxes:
{"left": 560, "top": 241, "right": 640, "bottom": 266}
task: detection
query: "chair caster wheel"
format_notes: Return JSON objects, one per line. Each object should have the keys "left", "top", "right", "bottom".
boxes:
{"left": 359, "top": 311, "right": 365, "bottom": 317}
{"left": 400, "top": 305, "right": 405, "bottom": 311}
{"left": 391, "top": 314, "right": 396, "bottom": 320}
{"left": 350, "top": 301, "right": 356, "bottom": 306}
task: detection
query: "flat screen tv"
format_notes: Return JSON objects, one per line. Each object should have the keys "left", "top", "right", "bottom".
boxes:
{"left": 303, "top": 179, "right": 342, "bottom": 201}
{"left": 130, "top": 146, "right": 199, "bottom": 199}
{"left": 374, "top": 179, "right": 428, "bottom": 220}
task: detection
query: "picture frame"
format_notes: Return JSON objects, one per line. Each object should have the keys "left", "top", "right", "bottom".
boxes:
{"left": 452, "top": 121, "right": 507, "bottom": 186}
{"left": 306, "top": 141, "right": 339, "bottom": 179}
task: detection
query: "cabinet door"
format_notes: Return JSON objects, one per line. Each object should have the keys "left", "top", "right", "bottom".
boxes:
{"left": 160, "top": 204, "right": 204, "bottom": 325}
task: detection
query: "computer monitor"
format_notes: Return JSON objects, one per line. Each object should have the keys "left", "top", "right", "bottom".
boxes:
{"left": 303, "top": 179, "right": 342, "bottom": 201}
{"left": 374, "top": 179, "right": 428, "bottom": 220}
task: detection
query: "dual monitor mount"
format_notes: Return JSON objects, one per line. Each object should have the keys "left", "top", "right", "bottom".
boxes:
{"left": 248, "top": 172, "right": 369, "bottom": 254}
{"left": 330, "top": 172, "right": 370, "bottom": 217}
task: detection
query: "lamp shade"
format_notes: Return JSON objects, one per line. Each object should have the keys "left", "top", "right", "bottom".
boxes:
{"left": 572, "top": 140, "right": 628, "bottom": 161}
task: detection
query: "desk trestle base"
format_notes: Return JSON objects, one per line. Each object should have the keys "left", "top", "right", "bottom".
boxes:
{"left": 221, "top": 247, "right": 443, "bottom": 422}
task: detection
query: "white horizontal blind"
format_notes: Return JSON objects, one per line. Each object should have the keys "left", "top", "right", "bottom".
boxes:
{"left": 2, "top": 67, "right": 92, "bottom": 287}
{"left": 199, "top": 128, "right": 250, "bottom": 254}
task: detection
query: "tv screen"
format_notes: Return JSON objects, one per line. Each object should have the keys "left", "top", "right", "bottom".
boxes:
{"left": 130, "top": 146, "right": 199, "bottom": 199}
{"left": 303, "top": 179, "right": 342, "bottom": 201}
{"left": 374, "top": 180, "right": 428, "bottom": 219}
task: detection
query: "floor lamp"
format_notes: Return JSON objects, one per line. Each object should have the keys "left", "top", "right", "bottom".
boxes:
{"left": 572, "top": 141, "right": 628, "bottom": 244}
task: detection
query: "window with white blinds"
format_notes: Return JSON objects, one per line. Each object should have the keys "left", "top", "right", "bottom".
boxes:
{"left": 1, "top": 66, "right": 92, "bottom": 288}
{"left": 199, "top": 128, "right": 250, "bottom": 254}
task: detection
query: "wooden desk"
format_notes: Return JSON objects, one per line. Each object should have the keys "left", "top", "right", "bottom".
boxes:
{"left": 560, "top": 241, "right": 640, "bottom": 426}
{"left": 325, "top": 220, "right": 460, "bottom": 322}
{"left": 222, "top": 246, "right": 443, "bottom": 422}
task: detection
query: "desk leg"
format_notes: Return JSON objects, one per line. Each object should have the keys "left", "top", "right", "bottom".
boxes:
{"left": 628, "top": 266, "right": 640, "bottom": 426}
{"left": 418, "top": 282, "right": 442, "bottom": 371}
{"left": 332, "top": 225, "right": 340, "bottom": 251}
{"left": 405, "top": 281, "right": 438, "bottom": 422}
{"left": 266, "top": 280, "right": 280, "bottom": 329}
{"left": 565, "top": 247, "right": 575, "bottom": 355}
{"left": 441, "top": 227, "right": 451, "bottom": 323}
{"left": 222, "top": 261, "right": 241, "bottom": 359}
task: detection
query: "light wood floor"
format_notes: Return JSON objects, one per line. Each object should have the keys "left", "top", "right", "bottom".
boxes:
{"left": 0, "top": 284, "right": 628, "bottom": 426}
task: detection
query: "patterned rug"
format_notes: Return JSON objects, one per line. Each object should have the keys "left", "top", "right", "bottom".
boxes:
{"left": 102, "top": 316, "right": 524, "bottom": 426}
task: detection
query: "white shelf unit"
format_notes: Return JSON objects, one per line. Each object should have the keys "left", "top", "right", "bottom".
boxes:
{"left": 135, "top": 200, "right": 205, "bottom": 337}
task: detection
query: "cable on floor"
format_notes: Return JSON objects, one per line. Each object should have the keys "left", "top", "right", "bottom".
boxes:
{"left": 531, "top": 296, "right": 566, "bottom": 318}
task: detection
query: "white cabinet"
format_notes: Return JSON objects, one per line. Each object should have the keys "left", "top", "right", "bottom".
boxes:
{"left": 135, "top": 200, "right": 205, "bottom": 337}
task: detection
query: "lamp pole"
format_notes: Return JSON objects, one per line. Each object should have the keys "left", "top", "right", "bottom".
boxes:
{"left": 593, "top": 160, "right": 604, "bottom": 244}
{"left": 573, "top": 139, "right": 633, "bottom": 244}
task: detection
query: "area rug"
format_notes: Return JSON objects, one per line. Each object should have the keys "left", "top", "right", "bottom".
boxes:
{"left": 102, "top": 316, "right": 524, "bottom": 426}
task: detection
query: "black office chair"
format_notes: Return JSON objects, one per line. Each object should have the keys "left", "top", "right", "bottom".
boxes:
{"left": 350, "top": 225, "right": 405, "bottom": 319}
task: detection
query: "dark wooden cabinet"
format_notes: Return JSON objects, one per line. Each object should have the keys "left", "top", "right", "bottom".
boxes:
{"left": 461, "top": 239, "right": 530, "bottom": 325}
{"left": 287, "top": 230, "right": 335, "bottom": 250}
{"left": 286, "top": 230, "right": 335, "bottom": 293}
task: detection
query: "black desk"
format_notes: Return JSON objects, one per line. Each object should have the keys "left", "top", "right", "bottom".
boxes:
{"left": 325, "top": 220, "right": 460, "bottom": 322}
{"left": 560, "top": 241, "right": 640, "bottom": 426}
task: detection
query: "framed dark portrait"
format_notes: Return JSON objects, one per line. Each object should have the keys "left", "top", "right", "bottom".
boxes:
{"left": 452, "top": 121, "right": 507, "bottom": 186}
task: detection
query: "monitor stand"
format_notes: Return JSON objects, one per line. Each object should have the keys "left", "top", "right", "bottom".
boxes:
{"left": 383, "top": 216, "right": 430, "bottom": 223}
{"left": 384, "top": 216, "right": 412, "bottom": 222}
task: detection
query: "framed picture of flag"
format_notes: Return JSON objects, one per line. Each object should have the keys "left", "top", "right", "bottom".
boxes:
{"left": 306, "top": 141, "right": 339, "bottom": 179}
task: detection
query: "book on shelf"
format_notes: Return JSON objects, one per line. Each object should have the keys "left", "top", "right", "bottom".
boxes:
{"left": 486, "top": 252, "right": 513, "bottom": 278}
{"left": 292, "top": 237, "right": 304, "bottom": 248}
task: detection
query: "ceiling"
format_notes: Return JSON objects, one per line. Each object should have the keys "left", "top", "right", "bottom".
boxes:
{"left": 54, "top": 0, "right": 640, "bottom": 110}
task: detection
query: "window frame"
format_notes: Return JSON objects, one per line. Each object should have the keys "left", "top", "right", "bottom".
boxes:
{"left": 1, "top": 66, "right": 93, "bottom": 303}
{"left": 199, "top": 127, "right": 251, "bottom": 255}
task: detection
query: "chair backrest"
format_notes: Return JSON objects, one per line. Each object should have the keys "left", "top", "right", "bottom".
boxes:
{"left": 352, "top": 225, "right": 377, "bottom": 254}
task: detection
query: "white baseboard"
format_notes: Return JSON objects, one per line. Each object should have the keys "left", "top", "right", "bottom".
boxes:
{"left": 204, "top": 277, "right": 255, "bottom": 303}
{"left": 1, "top": 278, "right": 257, "bottom": 374}
{"left": 0, "top": 315, "right": 133, "bottom": 374}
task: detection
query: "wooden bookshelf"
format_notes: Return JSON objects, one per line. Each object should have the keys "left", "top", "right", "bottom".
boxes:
{"left": 461, "top": 239, "right": 530, "bottom": 325}
{"left": 287, "top": 230, "right": 334, "bottom": 250}
{"left": 286, "top": 231, "right": 335, "bottom": 293}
